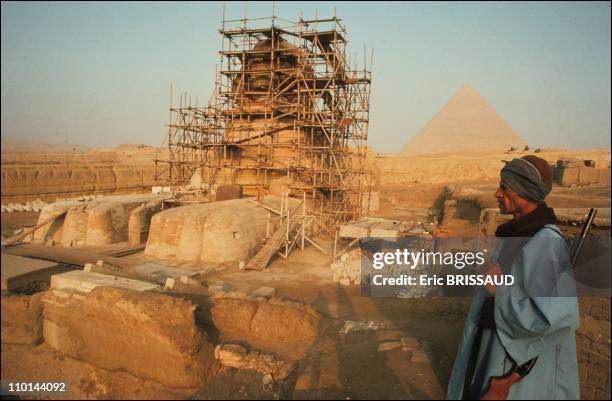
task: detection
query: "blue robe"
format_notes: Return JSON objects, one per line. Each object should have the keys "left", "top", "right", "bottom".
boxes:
{"left": 447, "top": 225, "right": 580, "bottom": 400}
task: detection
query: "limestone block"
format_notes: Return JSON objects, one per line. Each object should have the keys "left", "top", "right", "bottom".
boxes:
{"left": 250, "top": 287, "right": 277, "bottom": 300}
{"left": 370, "top": 220, "right": 410, "bottom": 238}
{"left": 579, "top": 167, "right": 601, "bottom": 185}
{"left": 128, "top": 199, "right": 163, "bottom": 245}
{"left": 35, "top": 194, "right": 164, "bottom": 247}
{"left": 145, "top": 197, "right": 279, "bottom": 265}
{"left": 61, "top": 205, "right": 89, "bottom": 246}
{"left": 339, "top": 219, "right": 374, "bottom": 238}
{"left": 214, "top": 343, "right": 294, "bottom": 380}
{"left": 600, "top": 168, "right": 611, "bottom": 185}
{"left": 1, "top": 292, "right": 44, "bottom": 345}
{"left": 378, "top": 341, "right": 401, "bottom": 352}
{"left": 410, "top": 350, "right": 429, "bottom": 363}
{"left": 556, "top": 158, "right": 584, "bottom": 168}
{"left": 42, "top": 287, "right": 217, "bottom": 388}
{"left": 556, "top": 166, "right": 580, "bottom": 187}
{"left": 130, "top": 262, "right": 197, "bottom": 285}
{"left": 86, "top": 197, "right": 149, "bottom": 245}
{"left": 210, "top": 297, "right": 319, "bottom": 343}
{"left": 400, "top": 337, "right": 420, "bottom": 351}
{"left": 50, "top": 270, "right": 160, "bottom": 293}
{"left": 33, "top": 200, "right": 79, "bottom": 243}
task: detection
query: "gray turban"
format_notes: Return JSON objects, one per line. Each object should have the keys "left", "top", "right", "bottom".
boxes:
{"left": 501, "top": 158, "right": 552, "bottom": 204}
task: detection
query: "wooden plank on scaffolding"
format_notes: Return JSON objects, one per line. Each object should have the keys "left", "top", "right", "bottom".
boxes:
{"left": 245, "top": 201, "right": 303, "bottom": 271}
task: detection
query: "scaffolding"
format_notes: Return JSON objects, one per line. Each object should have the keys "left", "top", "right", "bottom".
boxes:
{"left": 156, "top": 12, "right": 373, "bottom": 233}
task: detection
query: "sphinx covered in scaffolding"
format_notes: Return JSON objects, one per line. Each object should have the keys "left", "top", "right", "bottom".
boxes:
{"left": 157, "top": 13, "right": 373, "bottom": 232}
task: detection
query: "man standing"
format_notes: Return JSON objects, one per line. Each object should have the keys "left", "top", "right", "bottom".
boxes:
{"left": 446, "top": 155, "right": 580, "bottom": 400}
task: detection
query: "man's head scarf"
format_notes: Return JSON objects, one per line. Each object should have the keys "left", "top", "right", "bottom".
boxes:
{"left": 500, "top": 155, "right": 553, "bottom": 204}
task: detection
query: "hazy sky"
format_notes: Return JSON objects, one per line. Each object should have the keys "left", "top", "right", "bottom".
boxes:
{"left": 2, "top": 1, "right": 610, "bottom": 152}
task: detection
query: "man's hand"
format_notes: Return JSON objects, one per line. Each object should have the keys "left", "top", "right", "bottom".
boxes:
{"left": 484, "top": 262, "right": 502, "bottom": 295}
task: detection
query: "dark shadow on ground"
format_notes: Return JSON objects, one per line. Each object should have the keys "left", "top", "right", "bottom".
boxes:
{"left": 291, "top": 286, "right": 431, "bottom": 399}
{"left": 369, "top": 296, "right": 470, "bottom": 397}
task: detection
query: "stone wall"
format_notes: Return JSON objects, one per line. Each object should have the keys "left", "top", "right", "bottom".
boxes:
{"left": 555, "top": 166, "right": 611, "bottom": 187}
{"left": 577, "top": 297, "right": 611, "bottom": 400}
{"left": 1, "top": 147, "right": 166, "bottom": 203}
{"left": 1, "top": 164, "right": 158, "bottom": 202}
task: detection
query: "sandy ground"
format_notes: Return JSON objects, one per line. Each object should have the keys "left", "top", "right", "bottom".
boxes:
{"left": 1, "top": 147, "right": 609, "bottom": 399}
{"left": 1, "top": 207, "right": 469, "bottom": 400}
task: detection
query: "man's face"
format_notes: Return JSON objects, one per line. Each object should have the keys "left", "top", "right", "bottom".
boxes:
{"left": 495, "top": 182, "right": 529, "bottom": 216}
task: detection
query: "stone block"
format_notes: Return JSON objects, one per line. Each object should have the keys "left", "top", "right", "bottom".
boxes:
{"left": 42, "top": 287, "right": 217, "bottom": 388}
{"left": 50, "top": 270, "right": 160, "bottom": 293}
{"left": 400, "top": 336, "right": 420, "bottom": 351}
{"left": 131, "top": 262, "right": 197, "bottom": 285}
{"left": 600, "top": 168, "right": 611, "bottom": 185}
{"left": 377, "top": 341, "right": 401, "bottom": 352}
{"left": 579, "top": 167, "right": 601, "bottom": 185}
{"left": 410, "top": 350, "right": 429, "bottom": 363}
{"left": 1, "top": 253, "right": 66, "bottom": 291}
{"left": 210, "top": 297, "right": 319, "bottom": 343}
{"left": 145, "top": 198, "right": 277, "bottom": 265}
{"left": 555, "top": 166, "right": 580, "bottom": 186}
{"left": 250, "top": 287, "right": 277, "bottom": 300}
{"left": 1, "top": 292, "right": 44, "bottom": 345}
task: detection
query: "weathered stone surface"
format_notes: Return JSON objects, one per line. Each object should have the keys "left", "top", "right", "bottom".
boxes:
{"left": 145, "top": 197, "right": 281, "bottom": 265}
{"left": 215, "top": 343, "right": 248, "bottom": 363}
{"left": 128, "top": 199, "right": 163, "bottom": 245}
{"left": 50, "top": 270, "right": 160, "bottom": 293}
{"left": 250, "top": 287, "right": 277, "bottom": 300}
{"left": 210, "top": 297, "right": 319, "bottom": 343}
{"left": 131, "top": 262, "right": 197, "bottom": 285}
{"left": 1, "top": 292, "right": 44, "bottom": 345}
{"left": 42, "top": 287, "right": 217, "bottom": 388}
{"left": 214, "top": 344, "right": 294, "bottom": 381}
{"left": 377, "top": 341, "right": 401, "bottom": 352}
{"left": 578, "top": 166, "right": 602, "bottom": 185}
{"left": 33, "top": 200, "right": 78, "bottom": 243}
{"left": 400, "top": 336, "right": 420, "bottom": 351}
{"left": 34, "top": 194, "right": 164, "bottom": 246}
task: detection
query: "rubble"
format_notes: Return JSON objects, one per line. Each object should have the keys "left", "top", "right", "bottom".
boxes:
{"left": 214, "top": 344, "right": 294, "bottom": 381}
{"left": 377, "top": 341, "right": 402, "bottom": 352}
{"left": 340, "top": 320, "right": 389, "bottom": 335}
{"left": 331, "top": 248, "right": 363, "bottom": 286}
{"left": 249, "top": 286, "right": 277, "bottom": 300}
{"left": 1, "top": 199, "right": 47, "bottom": 213}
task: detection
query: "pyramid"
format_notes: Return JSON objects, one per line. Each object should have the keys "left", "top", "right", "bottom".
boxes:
{"left": 402, "top": 84, "right": 527, "bottom": 155}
